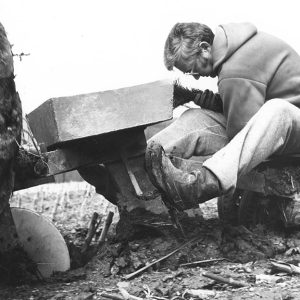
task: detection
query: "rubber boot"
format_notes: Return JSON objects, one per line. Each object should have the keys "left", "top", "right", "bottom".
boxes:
{"left": 145, "top": 141, "right": 222, "bottom": 211}
{"left": 279, "top": 198, "right": 300, "bottom": 228}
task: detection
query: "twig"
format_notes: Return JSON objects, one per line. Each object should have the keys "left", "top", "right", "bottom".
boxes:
{"left": 168, "top": 207, "right": 186, "bottom": 239}
{"left": 143, "top": 285, "right": 168, "bottom": 300}
{"left": 33, "top": 192, "right": 39, "bottom": 211}
{"left": 202, "top": 271, "right": 249, "bottom": 287}
{"left": 51, "top": 190, "right": 68, "bottom": 221}
{"left": 39, "top": 189, "right": 45, "bottom": 213}
{"left": 119, "top": 287, "right": 143, "bottom": 300}
{"left": 100, "top": 292, "right": 124, "bottom": 300}
{"left": 61, "top": 190, "right": 69, "bottom": 220}
{"left": 120, "top": 150, "right": 143, "bottom": 197}
{"left": 97, "top": 211, "right": 114, "bottom": 248}
{"left": 24, "top": 115, "right": 43, "bottom": 157}
{"left": 13, "top": 52, "right": 30, "bottom": 61}
{"left": 183, "top": 289, "right": 216, "bottom": 298}
{"left": 179, "top": 258, "right": 227, "bottom": 268}
{"left": 81, "top": 212, "right": 101, "bottom": 253}
{"left": 80, "top": 193, "right": 89, "bottom": 221}
{"left": 270, "top": 259, "right": 300, "bottom": 274}
{"left": 124, "top": 237, "right": 200, "bottom": 280}
{"left": 51, "top": 194, "right": 61, "bottom": 221}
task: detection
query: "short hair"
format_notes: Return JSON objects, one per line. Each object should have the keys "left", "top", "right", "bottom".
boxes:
{"left": 164, "top": 22, "right": 214, "bottom": 71}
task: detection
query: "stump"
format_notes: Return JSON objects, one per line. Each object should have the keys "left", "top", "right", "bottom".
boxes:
{"left": 0, "top": 21, "right": 22, "bottom": 255}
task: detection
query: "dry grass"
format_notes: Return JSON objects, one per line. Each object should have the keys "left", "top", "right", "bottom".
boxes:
{"left": 10, "top": 182, "right": 120, "bottom": 233}
{"left": 9, "top": 181, "right": 218, "bottom": 236}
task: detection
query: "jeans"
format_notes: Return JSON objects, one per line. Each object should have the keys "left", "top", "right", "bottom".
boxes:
{"left": 148, "top": 108, "right": 228, "bottom": 159}
{"left": 148, "top": 99, "right": 300, "bottom": 194}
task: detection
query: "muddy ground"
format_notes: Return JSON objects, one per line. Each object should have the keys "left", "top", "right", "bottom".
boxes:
{"left": 1, "top": 182, "right": 300, "bottom": 299}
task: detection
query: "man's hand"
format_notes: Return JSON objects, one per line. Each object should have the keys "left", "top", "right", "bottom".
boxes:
{"left": 173, "top": 81, "right": 223, "bottom": 113}
{"left": 194, "top": 89, "right": 223, "bottom": 112}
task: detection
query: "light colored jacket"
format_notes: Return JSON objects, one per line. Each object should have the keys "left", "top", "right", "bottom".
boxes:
{"left": 212, "top": 23, "right": 300, "bottom": 138}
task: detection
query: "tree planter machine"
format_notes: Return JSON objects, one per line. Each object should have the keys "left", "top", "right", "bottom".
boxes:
{"left": 3, "top": 79, "right": 300, "bottom": 279}
{"left": 3, "top": 80, "right": 174, "bottom": 278}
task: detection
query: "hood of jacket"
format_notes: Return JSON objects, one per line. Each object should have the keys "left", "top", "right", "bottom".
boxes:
{"left": 212, "top": 22, "right": 257, "bottom": 73}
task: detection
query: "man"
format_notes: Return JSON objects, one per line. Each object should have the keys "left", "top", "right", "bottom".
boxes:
{"left": 145, "top": 22, "right": 300, "bottom": 223}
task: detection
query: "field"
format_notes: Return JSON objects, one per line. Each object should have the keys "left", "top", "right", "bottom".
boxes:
{"left": 1, "top": 182, "right": 300, "bottom": 299}
{"left": 9, "top": 182, "right": 119, "bottom": 232}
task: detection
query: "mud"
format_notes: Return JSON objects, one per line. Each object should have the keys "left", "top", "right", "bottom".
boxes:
{"left": 259, "top": 160, "right": 300, "bottom": 197}
{"left": 2, "top": 185, "right": 300, "bottom": 299}
{"left": 14, "top": 148, "right": 49, "bottom": 180}
{"left": 0, "top": 245, "right": 41, "bottom": 285}
{"left": 94, "top": 216, "right": 276, "bottom": 277}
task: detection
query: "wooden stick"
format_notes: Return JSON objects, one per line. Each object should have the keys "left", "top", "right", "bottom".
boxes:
{"left": 33, "top": 192, "right": 39, "bottom": 211}
{"left": 80, "top": 193, "right": 89, "bottom": 220}
{"left": 81, "top": 212, "right": 101, "bottom": 253}
{"left": 124, "top": 237, "right": 199, "bottom": 280}
{"left": 39, "top": 189, "right": 45, "bottom": 213}
{"left": 97, "top": 211, "right": 114, "bottom": 248}
{"left": 60, "top": 190, "right": 68, "bottom": 220}
{"left": 183, "top": 289, "right": 216, "bottom": 298}
{"left": 120, "top": 150, "right": 143, "bottom": 197}
{"left": 119, "top": 287, "right": 143, "bottom": 300}
{"left": 179, "top": 258, "right": 226, "bottom": 268}
{"left": 51, "top": 194, "right": 60, "bottom": 221}
{"left": 202, "top": 271, "right": 249, "bottom": 287}
{"left": 270, "top": 260, "right": 300, "bottom": 274}
{"left": 100, "top": 292, "right": 124, "bottom": 300}
{"left": 168, "top": 206, "right": 187, "bottom": 239}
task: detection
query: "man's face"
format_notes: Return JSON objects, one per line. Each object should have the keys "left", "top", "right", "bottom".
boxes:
{"left": 175, "top": 44, "right": 215, "bottom": 80}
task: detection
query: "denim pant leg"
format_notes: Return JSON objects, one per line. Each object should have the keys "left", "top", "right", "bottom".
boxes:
{"left": 148, "top": 108, "right": 229, "bottom": 159}
{"left": 204, "top": 99, "right": 300, "bottom": 194}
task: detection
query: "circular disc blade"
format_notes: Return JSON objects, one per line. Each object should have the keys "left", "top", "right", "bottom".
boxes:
{"left": 11, "top": 207, "right": 70, "bottom": 278}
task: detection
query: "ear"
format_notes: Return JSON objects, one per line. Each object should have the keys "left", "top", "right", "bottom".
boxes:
{"left": 198, "top": 41, "right": 211, "bottom": 52}
{"left": 196, "top": 41, "right": 211, "bottom": 60}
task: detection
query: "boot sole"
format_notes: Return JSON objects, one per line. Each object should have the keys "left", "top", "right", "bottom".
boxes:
{"left": 145, "top": 141, "right": 165, "bottom": 191}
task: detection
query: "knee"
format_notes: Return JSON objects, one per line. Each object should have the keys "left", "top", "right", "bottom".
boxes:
{"left": 261, "top": 99, "right": 293, "bottom": 117}
{"left": 180, "top": 108, "right": 204, "bottom": 119}
{"left": 179, "top": 107, "right": 225, "bottom": 125}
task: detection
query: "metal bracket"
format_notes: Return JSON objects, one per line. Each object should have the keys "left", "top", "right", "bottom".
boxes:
{"left": 120, "top": 149, "right": 144, "bottom": 197}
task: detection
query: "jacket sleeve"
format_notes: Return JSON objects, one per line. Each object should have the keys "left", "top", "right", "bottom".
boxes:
{"left": 218, "top": 78, "right": 266, "bottom": 139}
{"left": 193, "top": 89, "right": 223, "bottom": 113}
{"left": 173, "top": 82, "right": 223, "bottom": 112}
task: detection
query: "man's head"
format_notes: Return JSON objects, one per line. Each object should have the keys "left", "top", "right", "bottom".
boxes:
{"left": 164, "top": 22, "right": 215, "bottom": 79}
